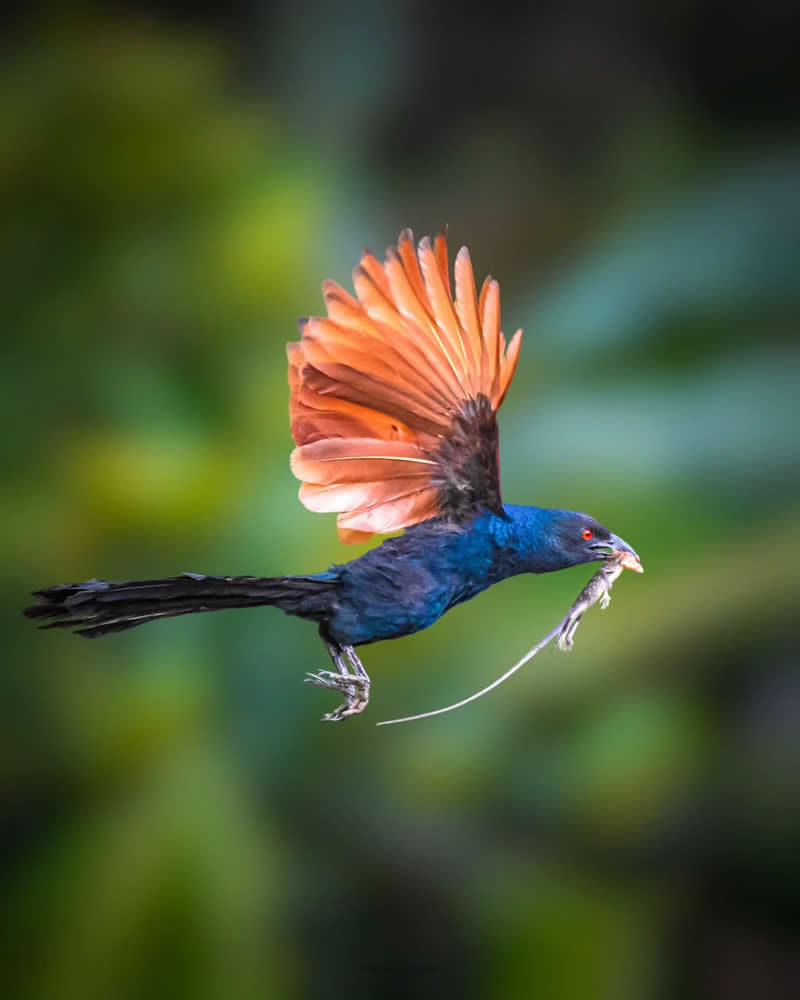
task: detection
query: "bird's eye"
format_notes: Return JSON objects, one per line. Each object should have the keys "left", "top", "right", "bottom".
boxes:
{"left": 581, "top": 528, "right": 594, "bottom": 541}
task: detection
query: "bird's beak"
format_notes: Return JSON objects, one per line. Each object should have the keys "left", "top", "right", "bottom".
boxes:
{"left": 608, "top": 533, "right": 643, "bottom": 573}
{"left": 592, "top": 533, "right": 644, "bottom": 573}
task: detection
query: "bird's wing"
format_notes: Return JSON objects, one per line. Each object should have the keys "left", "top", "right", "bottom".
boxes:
{"left": 288, "top": 229, "right": 523, "bottom": 543}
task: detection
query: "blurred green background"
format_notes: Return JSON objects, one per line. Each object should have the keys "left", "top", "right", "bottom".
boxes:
{"left": 3, "top": 4, "right": 799, "bottom": 998}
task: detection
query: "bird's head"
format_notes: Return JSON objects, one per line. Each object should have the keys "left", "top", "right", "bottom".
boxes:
{"left": 545, "top": 510, "right": 643, "bottom": 573}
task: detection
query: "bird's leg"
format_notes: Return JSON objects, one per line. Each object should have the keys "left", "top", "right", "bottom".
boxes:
{"left": 343, "top": 645, "right": 369, "bottom": 682}
{"left": 327, "top": 640, "right": 355, "bottom": 694}
{"left": 305, "top": 641, "right": 371, "bottom": 722}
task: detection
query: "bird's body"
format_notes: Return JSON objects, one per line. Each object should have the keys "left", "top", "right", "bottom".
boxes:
{"left": 321, "top": 510, "right": 517, "bottom": 646}
{"left": 25, "top": 230, "right": 641, "bottom": 721}
{"left": 319, "top": 505, "right": 602, "bottom": 646}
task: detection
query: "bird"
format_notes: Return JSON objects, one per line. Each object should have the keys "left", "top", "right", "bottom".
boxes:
{"left": 24, "top": 228, "right": 641, "bottom": 721}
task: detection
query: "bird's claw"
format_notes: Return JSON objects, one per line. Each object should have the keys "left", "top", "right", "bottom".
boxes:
{"left": 320, "top": 693, "right": 370, "bottom": 722}
{"left": 304, "top": 669, "right": 368, "bottom": 693}
{"left": 305, "top": 670, "right": 370, "bottom": 722}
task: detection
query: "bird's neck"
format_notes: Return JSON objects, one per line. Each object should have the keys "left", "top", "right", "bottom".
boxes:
{"left": 483, "top": 504, "right": 580, "bottom": 576}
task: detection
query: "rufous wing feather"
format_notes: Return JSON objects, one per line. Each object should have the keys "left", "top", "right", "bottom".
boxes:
{"left": 288, "top": 230, "right": 523, "bottom": 542}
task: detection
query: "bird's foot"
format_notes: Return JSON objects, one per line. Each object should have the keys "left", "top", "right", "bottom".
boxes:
{"left": 304, "top": 670, "right": 371, "bottom": 722}
{"left": 600, "top": 590, "right": 611, "bottom": 610}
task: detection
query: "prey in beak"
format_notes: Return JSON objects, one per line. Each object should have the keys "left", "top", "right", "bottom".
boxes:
{"left": 614, "top": 550, "right": 644, "bottom": 573}
{"left": 591, "top": 533, "right": 644, "bottom": 574}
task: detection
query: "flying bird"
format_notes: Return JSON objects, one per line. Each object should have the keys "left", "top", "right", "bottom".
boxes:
{"left": 24, "top": 229, "right": 641, "bottom": 721}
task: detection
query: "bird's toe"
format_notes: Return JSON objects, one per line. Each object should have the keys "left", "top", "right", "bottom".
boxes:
{"left": 306, "top": 669, "right": 370, "bottom": 722}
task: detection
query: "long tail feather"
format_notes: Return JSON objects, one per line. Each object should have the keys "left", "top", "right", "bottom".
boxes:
{"left": 23, "top": 573, "right": 336, "bottom": 638}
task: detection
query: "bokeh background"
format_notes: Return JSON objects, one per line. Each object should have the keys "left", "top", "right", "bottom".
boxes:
{"left": 3, "top": 3, "right": 799, "bottom": 998}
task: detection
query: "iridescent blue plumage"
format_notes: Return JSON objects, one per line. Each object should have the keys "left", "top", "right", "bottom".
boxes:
{"left": 317, "top": 505, "right": 633, "bottom": 646}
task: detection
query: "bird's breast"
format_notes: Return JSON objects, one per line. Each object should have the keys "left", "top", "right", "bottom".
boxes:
{"left": 322, "top": 516, "right": 517, "bottom": 646}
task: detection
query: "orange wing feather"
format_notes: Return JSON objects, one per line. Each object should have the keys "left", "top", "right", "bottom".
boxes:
{"left": 288, "top": 230, "right": 523, "bottom": 542}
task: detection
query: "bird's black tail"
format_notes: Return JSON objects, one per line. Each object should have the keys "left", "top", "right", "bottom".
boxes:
{"left": 23, "top": 572, "right": 337, "bottom": 638}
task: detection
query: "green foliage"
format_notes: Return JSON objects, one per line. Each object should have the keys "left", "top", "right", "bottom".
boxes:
{"left": 2, "top": 13, "right": 799, "bottom": 1000}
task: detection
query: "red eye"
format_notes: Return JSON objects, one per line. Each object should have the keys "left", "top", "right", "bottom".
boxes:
{"left": 582, "top": 528, "right": 594, "bottom": 541}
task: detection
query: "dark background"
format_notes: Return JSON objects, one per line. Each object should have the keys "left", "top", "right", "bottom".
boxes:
{"left": 3, "top": 3, "right": 799, "bottom": 998}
